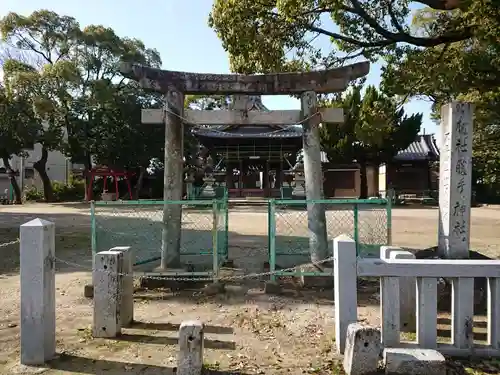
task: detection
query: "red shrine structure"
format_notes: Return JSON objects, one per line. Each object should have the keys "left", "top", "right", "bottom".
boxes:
{"left": 86, "top": 166, "right": 135, "bottom": 201}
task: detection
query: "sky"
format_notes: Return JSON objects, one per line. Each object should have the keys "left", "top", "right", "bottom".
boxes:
{"left": 0, "top": 0, "right": 437, "bottom": 136}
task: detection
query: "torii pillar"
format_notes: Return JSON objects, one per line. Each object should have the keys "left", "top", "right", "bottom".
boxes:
{"left": 120, "top": 62, "right": 369, "bottom": 269}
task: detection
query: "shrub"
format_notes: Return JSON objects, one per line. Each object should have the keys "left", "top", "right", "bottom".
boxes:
{"left": 24, "top": 186, "right": 44, "bottom": 201}
{"left": 24, "top": 176, "right": 86, "bottom": 202}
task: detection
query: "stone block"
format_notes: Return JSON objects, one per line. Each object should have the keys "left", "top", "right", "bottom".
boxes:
{"left": 383, "top": 348, "right": 446, "bottom": 375}
{"left": 178, "top": 320, "right": 204, "bottom": 375}
{"left": 93, "top": 250, "right": 124, "bottom": 338}
{"left": 343, "top": 323, "right": 381, "bottom": 375}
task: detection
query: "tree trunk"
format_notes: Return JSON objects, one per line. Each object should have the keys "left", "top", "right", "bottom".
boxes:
{"left": 1, "top": 156, "right": 22, "bottom": 204}
{"left": 33, "top": 147, "right": 54, "bottom": 202}
{"left": 134, "top": 166, "right": 146, "bottom": 199}
{"left": 359, "top": 162, "right": 368, "bottom": 199}
{"left": 83, "top": 153, "right": 92, "bottom": 201}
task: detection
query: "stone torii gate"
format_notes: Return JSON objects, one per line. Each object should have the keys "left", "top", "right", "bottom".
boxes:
{"left": 120, "top": 62, "right": 370, "bottom": 271}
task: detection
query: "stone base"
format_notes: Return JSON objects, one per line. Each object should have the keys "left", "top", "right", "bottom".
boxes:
{"left": 221, "top": 259, "right": 235, "bottom": 268}
{"left": 84, "top": 284, "right": 94, "bottom": 298}
{"left": 202, "top": 282, "right": 226, "bottom": 296}
{"left": 383, "top": 348, "right": 446, "bottom": 375}
{"left": 139, "top": 268, "right": 206, "bottom": 291}
{"left": 298, "top": 264, "right": 334, "bottom": 289}
{"left": 264, "top": 281, "right": 283, "bottom": 295}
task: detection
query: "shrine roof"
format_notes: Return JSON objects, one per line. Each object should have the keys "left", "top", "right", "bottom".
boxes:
{"left": 394, "top": 134, "right": 440, "bottom": 161}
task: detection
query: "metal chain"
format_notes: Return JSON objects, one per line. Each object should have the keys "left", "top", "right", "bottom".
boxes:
{"left": 0, "top": 239, "right": 20, "bottom": 248}
{"left": 54, "top": 255, "right": 334, "bottom": 282}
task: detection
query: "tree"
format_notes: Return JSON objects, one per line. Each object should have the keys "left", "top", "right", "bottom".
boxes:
{"left": 380, "top": 7, "right": 500, "bottom": 203}
{"left": 208, "top": 0, "right": 497, "bottom": 74}
{"left": 0, "top": 10, "right": 83, "bottom": 201}
{"left": 320, "top": 85, "right": 422, "bottom": 197}
{"left": 1, "top": 10, "right": 163, "bottom": 201}
{"left": 0, "top": 80, "right": 38, "bottom": 203}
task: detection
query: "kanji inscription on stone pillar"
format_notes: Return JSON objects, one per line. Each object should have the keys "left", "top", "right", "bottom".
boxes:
{"left": 438, "top": 102, "right": 474, "bottom": 259}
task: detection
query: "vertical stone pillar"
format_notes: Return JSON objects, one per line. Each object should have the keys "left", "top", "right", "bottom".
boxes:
{"left": 438, "top": 102, "right": 474, "bottom": 259}
{"left": 20, "top": 218, "right": 56, "bottom": 365}
{"left": 93, "top": 250, "right": 124, "bottom": 338}
{"left": 301, "top": 91, "right": 328, "bottom": 262}
{"left": 161, "top": 89, "right": 185, "bottom": 269}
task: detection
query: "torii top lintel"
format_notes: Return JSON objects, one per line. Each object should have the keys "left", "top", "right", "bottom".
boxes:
{"left": 119, "top": 61, "right": 370, "bottom": 95}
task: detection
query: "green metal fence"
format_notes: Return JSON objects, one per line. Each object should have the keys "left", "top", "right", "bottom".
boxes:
{"left": 91, "top": 199, "right": 229, "bottom": 276}
{"left": 267, "top": 198, "right": 392, "bottom": 278}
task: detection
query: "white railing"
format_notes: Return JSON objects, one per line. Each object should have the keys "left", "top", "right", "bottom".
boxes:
{"left": 333, "top": 235, "right": 500, "bottom": 358}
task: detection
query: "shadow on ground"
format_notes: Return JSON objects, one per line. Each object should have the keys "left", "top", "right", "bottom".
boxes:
{"left": 42, "top": 353, "right": 252, "bottom": 375}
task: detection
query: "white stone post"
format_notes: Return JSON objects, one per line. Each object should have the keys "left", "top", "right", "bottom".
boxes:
{"left": 20, "top": 218, "right": 56, "bottom": 365}
{"left": 301, "top": 91, "right": 328, "bottom": 263}
{"left": 93, "top": 250, "right": 125, "bottom": 338}
{"left": 381, "top": 246, "right": 416, "bottom": 333}
{"left": 438, "top": 102, "right": 474, "bottom": 259}
{"left": 177, "top": 320, "right": 204, "bottom": 375}
{"left": 334, "top": 234, "right": 358, "bottom": 354}
{"left": 161, "top": 89, "right": 185, "bottom": 269}
{"left": 110, "top": 246, "right": 134, "bottom": 327}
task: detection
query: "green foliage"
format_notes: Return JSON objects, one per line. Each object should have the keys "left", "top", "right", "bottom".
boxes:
{"left": 208, "top": 0, "right": 485, "bottom": 74}
{"left": 380, "top": 2, "right": 500, "bottom": 203}
{"left": 0, "top": 9, "right": 165, "bottom": 202}
{"left": 24, "top": 186, "right": 44, "bottom": 201}
{"left": 320, "top": 85, "right": 422, "bottom": 164}
{"left": 320, "top": 85, "right": 422, "bottom": 197}
{"left": 24, "top": 177, "right": 85, "bottom": 202}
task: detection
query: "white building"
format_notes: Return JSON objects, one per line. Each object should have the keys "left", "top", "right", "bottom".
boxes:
{"left": 0, "top": 144, "right": 78, "bottom": 197}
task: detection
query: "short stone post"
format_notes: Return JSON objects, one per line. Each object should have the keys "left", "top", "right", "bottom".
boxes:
{"left": 380, "top": 246, "right": 416, "bottom": 332}
{"left": 93, "top": 250, "right": 125, "bottom": 338}
{"left": 178, "top": 320, "right": 204, "bottom": 375}
{"left": 334, "top": 234, "right": 358, "bottom": 354}
{"left": 20, "top": 218, "right": 56, "bottom": 365}
{"left": 110, "top": 246, "right": 134, "bottom": 327}
{"left": 438, "top": 102, "right": 474, "bottom": 259}
{"left": 343, "top": 323, "right": 381, "bottom": 375}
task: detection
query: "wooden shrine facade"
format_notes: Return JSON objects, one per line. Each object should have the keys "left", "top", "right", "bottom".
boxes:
{"left": 193, "top": 124, "right": 302, "bottom": 198}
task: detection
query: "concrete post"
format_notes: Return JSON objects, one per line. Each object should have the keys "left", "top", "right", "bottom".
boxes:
{"left": 381, "top": 246, "right": 416, "bottom": 332}
{"left": 161, "top": 89, "right": 185, "bottom": 269}
{"left": 93, "top": 250, "right": 125, "bottom": 338}
{"left": 438, "top": 102, "right": 474, "bottom": 259}
{"left": 301, "top": 91, "right": 328, "bottom": 263}
{"left": 334, "top": 234, "right": 358, "bottom": 354}
{"left": 177, "top": 320, "right": 204, "bottom": 375}
{"left": 109, "top": 246, "right": 134, "bottom": 327}
{"left": 20, "top": 218, "right": 56, "bottom": 365}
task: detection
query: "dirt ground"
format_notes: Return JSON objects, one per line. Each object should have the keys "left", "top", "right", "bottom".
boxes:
{"left": 1, "top": 203, "right": 500, "bottom": 374}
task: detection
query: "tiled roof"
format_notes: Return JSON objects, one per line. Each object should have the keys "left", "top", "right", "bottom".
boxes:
{"left": 192, "top": 95, "right": 303, "bottom": 139}
{"left": 394, "top": 134, "right": 440, "bottom": 161}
